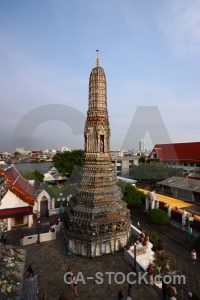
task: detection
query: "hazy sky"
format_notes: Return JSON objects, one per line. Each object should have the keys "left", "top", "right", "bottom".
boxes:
{"left": 1, "top": 0, "right": 200, "bottom": 152}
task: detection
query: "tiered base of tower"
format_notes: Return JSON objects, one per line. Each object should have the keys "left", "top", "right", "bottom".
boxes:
{"left": 64, "top": 222, "right": 131, "bottom": 257}
{"left": 63, "top": 156, "right": 131, "bottom": 257}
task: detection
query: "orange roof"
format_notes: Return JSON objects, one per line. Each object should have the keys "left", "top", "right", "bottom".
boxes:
{"left": 1, "top": 165, "right": 35, "bottom": 206}
{"left": 149, "top": 142, "right": 200, "bottom": 162}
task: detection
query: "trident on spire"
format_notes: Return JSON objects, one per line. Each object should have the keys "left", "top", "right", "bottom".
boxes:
{"left": 95, "top": 49, "right": 100, "bottom": 66}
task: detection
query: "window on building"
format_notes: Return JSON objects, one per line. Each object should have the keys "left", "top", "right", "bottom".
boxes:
{"left": 129, "top": 160, "right": 134, "bottom": 166}
{"left": 100, "top": 135, "right": 104, "bottom": 152}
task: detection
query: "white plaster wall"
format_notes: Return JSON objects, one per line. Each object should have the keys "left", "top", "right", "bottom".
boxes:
{"left": 1, "top": 190, "right": 29, "bottom": 208}
{"left": 33, "top": 189, "right": 51, "bottom": 213}
{"left": 20, "top": 232, "right": 56, "bottom": 246}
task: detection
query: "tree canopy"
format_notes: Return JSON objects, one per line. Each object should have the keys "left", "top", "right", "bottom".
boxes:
{"left": 117, "top": 180, "right": 145, "bottom": 207}
{"left": 52, "top": 150, "right": 84, "bottom": 177}
{"left": 14, "top": 151, "right": 21, "bottom": 156}
{"left": 147, "top": 208, "right": 169, "bottom": 225}
{"left": 21, "top": 170, "right": 44, "bottom": 181}
{"left": 129, "top": 162, "right": 184, "bottom": 184}
{"left": 138, "top": 155, "right": 146, "bottom": 164}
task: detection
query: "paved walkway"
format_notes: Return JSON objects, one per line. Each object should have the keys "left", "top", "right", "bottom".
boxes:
{"left": 6, "top": 215, "right": 160, "bottom": 300}
{"left": 4, "top": 210, "right": 200, "bottom": 300}
{"left": 131, "top": 207, "right": 200, "bottom": 300}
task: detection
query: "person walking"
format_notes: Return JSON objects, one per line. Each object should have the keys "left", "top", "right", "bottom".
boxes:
{"left": 161, "top": 278, "right": 167, "bottom": 300}
{"left": 1, "top": 231, "right": 6, "bottom": 247}
{"left": 26, "top": 265, "right": 34, "bottom": 277}
{"left": 191, "top": 249, "right": 197, "bottom": 264}
{"left": 72, "top": 274, "right": 78, "bottom": 297}
{"left": 66, "top": 266, "right": 73, "bottom": 290}
{"left": 127, "top": 284, "right": 132, "bottom": 299}
{"left": 118, "top": 286, "right": 124, "bottom": 300}
{"left": 166, "top": 284, "right": 176, "bottom": 300}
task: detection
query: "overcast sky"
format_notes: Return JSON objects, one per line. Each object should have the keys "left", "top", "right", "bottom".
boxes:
{"left": 0, "top": 0, "right": 200, "bottom": 152}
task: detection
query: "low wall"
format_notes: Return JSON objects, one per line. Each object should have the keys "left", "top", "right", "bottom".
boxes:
{"left": 51, "top": 222, "right": 63, "bottom": 232}
{"left": 124, "top": 225, "right": 155, "bottom": 285}
{"left": 50, "top": 208, "right": 59, "bottom": 215}
{"left": 20, "top": 231, "right": 56, "bottom": 246}
{"left": 131, "top": 224, "right": 141, "bottom": 236}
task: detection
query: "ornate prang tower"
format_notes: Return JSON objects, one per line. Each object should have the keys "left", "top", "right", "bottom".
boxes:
{"left": 64, "top": 51, "right": 131, "bottom": 257}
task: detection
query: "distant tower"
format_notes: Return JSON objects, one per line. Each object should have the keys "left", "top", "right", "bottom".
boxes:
{"left": 139, "top": 139, "right": 144, "bottom": 152}
{"left": 64, "top": 51, "right": 131, "bottom": 257}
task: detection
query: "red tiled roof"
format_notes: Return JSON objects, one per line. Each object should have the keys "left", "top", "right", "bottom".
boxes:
{"left": 1, "top": 165, "right": 35, "bottom": 206}
{"left": 149, "top": 142, "right": 200, "bottom": 162}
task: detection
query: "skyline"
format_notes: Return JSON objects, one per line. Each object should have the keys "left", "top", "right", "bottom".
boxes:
{"left": 0, "top": 0, "right": 200, "bottom": 152}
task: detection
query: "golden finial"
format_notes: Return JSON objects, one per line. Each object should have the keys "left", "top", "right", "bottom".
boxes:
{"left": 95, "top": 49, "right": 100, "bottom": 66}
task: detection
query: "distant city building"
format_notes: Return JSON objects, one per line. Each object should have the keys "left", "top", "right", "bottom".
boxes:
{"left": 16, "top": 148, "right": 30, "bottom": 154}
{"left": 147, "top": 142, "right": 200, "bottom": 172}
{"left": 29, "top": 150, "right": 48, "bottom": 162}
{"left": 112, "top": 155, "right": 139, "bottom": 177}
{"left": 61, "top": 146, "right": 71, "bottom": 152}
{"left": 110, "top": 150, "right": 124, "bottom": 157}
{"left": 139, "top": 139, "right": 145, "bottom": 152}
{"left": 110, "top": 150, "right": 140, "bottom": 177}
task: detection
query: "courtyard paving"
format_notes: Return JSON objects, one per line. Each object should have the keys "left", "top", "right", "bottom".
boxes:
{"left": 131, "top": 208, "right": 200, "bottom": 300}
{"left": 4, "top": 209, "right": 200, "bottom": 300}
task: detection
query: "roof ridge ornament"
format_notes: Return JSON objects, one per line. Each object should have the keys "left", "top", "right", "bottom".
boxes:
{"left": 95, "top": 49, "right": 100, "bottom": 66}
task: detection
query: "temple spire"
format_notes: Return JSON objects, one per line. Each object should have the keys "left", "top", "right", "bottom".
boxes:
{"left": 95, "top": 49, "right": 100, "bottom": 66}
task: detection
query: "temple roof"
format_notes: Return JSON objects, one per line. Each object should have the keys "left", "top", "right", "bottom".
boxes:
{"left": 148, "top": 142, "right": 200, "bottom": 162}
{"left": 0, "top": 164, "right": 35, "bottom": 206}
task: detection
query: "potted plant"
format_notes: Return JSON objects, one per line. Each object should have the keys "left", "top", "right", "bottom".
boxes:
{"left": 142, "top": 240, "right": 147, "bottom": 246}
{"left": 149, "top": 231, "right": 159, "bottom": 251}
{"left": 155, "top": 239, "right": 164, "bottom": 254}
{"left": 146, "top": 263, "right": 154, "bottom": 286}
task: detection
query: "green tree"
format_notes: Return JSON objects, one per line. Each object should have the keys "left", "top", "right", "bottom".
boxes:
{"left": 139, "top": 155, "right": 146, "bottom": 164}
{"left": 147, "top": 208, "right": 169, "bottom": 225}
{"left": 21, "top": 170, "right": 44, "bottom": 181}
{"left": 117, "top": 180, "right": 127, "bottom": 194}
{"left": 33, "top": 170, "right": 44, "bottom": 182}
{"left": 52, "top": 149, "right": 84, "bottom": 177}
{"left": 117, "top": 182, "right": 145, "bottom": 207}
{"left": 130, "top": 162, "right": 184, "bottom": 184}
{"left": 149, "top": 231, "right": 159, "bottom": 249}
{"left": 14, "top": 151, "right": 21, "bottom": 156}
